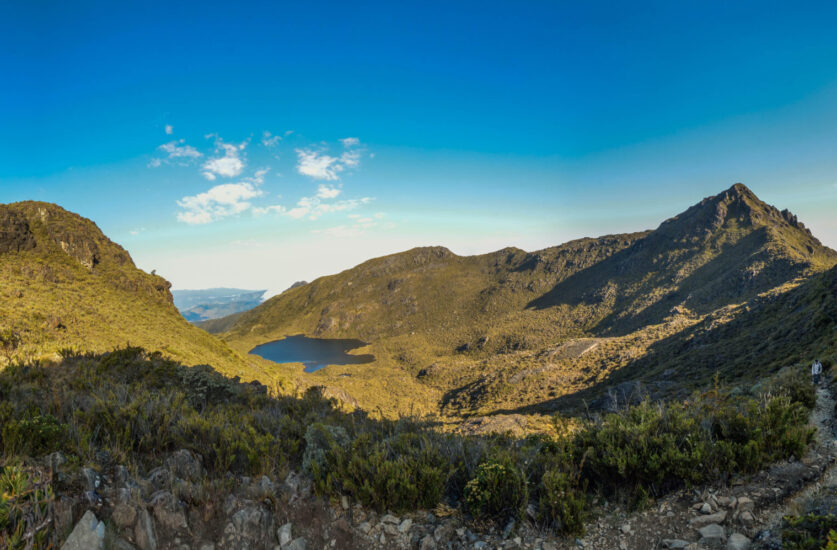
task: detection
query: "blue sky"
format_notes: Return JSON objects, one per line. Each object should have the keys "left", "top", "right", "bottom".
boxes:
{"left": 2, "top": 1, "right": 837, "bottom": 295}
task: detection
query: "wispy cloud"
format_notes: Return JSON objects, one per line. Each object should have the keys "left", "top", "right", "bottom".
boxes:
{"left": 286, "top": 196, "right": 372, "bottom": 220}
{"left": 202, "top": 138, "right": 246, "bottom": 180}
{"left": 149, "top": 139, "right": 202, "bottom": 167}
{"left": 262, "top": 131, "right": 281, "bottom": 147}
{"left": 315, "top": 213, "right": 391, "bottom": 237}
{"left": 165, "top": 124, "right": 173, "bottom": 135}
{"left": 340, "top": 137, "right": 360, "bottom": 147}
{"left": 296, "top": 145, "right": 363, "bottom": 181}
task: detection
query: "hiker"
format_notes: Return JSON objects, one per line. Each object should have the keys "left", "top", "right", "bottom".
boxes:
{"left": 812, "top": 359, "right": 823, "bottom": 385}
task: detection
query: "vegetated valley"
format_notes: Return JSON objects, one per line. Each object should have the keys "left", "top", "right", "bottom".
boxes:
{"left": 2, "top": 184, "right": 837, "bottom": 549}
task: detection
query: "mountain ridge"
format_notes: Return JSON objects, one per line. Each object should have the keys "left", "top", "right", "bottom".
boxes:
{"left": 206, "top": 184, "right": 837, "bottom": 417}
{"left": 0, "top": 201, "right": 279, "bottom": 385}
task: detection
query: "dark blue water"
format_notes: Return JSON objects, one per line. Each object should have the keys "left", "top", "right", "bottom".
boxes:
{"left": 250, "top": 335, "right": 374, "bottom": 373}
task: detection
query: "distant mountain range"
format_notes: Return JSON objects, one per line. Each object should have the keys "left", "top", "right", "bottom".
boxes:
{"left": 204, "top": 183, "right": 837, "bottom": 417}
{"left": 172, "top": 288, "right": 267, "bottom": 323}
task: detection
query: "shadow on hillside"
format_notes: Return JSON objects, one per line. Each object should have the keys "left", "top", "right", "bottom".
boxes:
{"left": 525, "top": 228, "right": 804, "bottom": 336}
{"left": 481, "top": 265, "right": 837, "bottom": 418}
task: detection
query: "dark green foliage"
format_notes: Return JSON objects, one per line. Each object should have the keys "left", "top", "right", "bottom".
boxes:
{"left": 464, "top": 458, "right": 528, "bottom": 523}
{"left": 311, "top": 430, "right": 450, "bottom": 513}
{"left": 302, "top": 423, "right": 349, "bottom": 475}
{"left": 0, "top": 413, "right": 66, "bottom": 456}
{"left": 576, "top": 390, "right": 815, "bottom": 502}
{"left": 0, "top": 464, "right": 54, "bottom": 549}
{"left": 0, "top": 347, "right": 819, "bottom": 543}
{"left": 782, "top": 514, "right": 837, "bottom": 549}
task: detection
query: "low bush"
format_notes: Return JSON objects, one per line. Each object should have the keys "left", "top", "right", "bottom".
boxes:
{"left": 464, "top": 458, "right": 528, "bottom": 523}
{"left": 782, "top": 514, "right": 837, "bottom": 550}
{"left": 0, "top": 347, "right": 819, "bottom": 544}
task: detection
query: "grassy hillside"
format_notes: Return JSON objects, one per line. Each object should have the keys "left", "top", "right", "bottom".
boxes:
{"left": 209, "top": 184, "right": 837, "bottom": 418}
{"left": 0, "top": 201, "right": 279, "bottom": 386}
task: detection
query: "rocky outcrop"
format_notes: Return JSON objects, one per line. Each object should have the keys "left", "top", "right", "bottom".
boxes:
{"left": 0, "top": 205, "right": 36, "bottom": 254}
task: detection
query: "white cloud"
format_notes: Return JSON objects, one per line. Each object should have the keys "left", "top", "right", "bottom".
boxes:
{"left": 165, "top": 124, "right": 173, "bottom": 135}
{"left": 296, "top": 143, "right": 363, "bottom": 181}
{"left": 202, "top": 139, "right": 246, "bottom": 179}
{"left": 129, "top": 227, "right": 146, "bottom": 236}
{"left": 340, "top": 137, "right": 360, "bottom": 147}
{"left": 150, "top": 139, "right": 202, "bottom": 168}
{"left": 296, "top": 149, "right": 343, "bottom": 181}
{"left": 159, "top": 140, "right": 201, "bottom": 159}
{"left": 316, "top": 184, "right": 341, "bottom": 199}
{"left": 177, "top": 182, "right": 263, "bottom": 224}
{"left": 262, "top": 131, "right": 281, "bottom": 148}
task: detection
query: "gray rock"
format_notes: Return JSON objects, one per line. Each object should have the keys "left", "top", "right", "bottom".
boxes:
{"left": 700, "top": 502, "right": 713, "bottom": 514}
{"left": 420, "top": 535, "right": 437, "bottom": 550}
{"left": 134, "top": 509, "right": 158, "bottom": 550}
{"left": 82, "top": 467, "right": 102, "bottom": 491}
{"left": 727, "top": 533, "right": 751, "bottom": 550}
{"left": 739, "top": 511, "right": 755, "bottom": 525}
{"left": 736, "top": 497, "right": 754, "bottom": 513}
{"left": 150, "top": 491, "right": 188, "bottom": 532}
{"left": 398, "top": 518, "right": 413, "bottom": 533}
{"left": 698, "top": 523, "right": 726, "bottom": 546}
{"left": 690, "top": 511, "right": 727, "bottom": 527}
{"left": 283, "top": 538, "right": 307, "bottom": 550}
{"left": 357, "top": 522, "right": 371, "bottom": 535}
{"left": 112, "top": 503, "right": 137, "bottom": 529}
{"left": 61, "top": 511, "right": 105, "bottom": 550}
{"left": 503, "top": 519, "right": 515, "bottom": 539}
{"left": 278, "top": 523, "right": 293, "bottom": 546}
{"left": 662, "top": 540, "right": 690, "bottom": 549}
{"left": 381, "top": 514, "right": 400, "bottom": 524}
{"left": 110, "top": 538, "right": 137, "bottom": 550}
{"left": 474, "top": 542, "right": 487, "bottom": 549}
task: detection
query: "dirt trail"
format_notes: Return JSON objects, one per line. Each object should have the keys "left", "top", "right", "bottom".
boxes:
{"left": 566, "top": 385, "right": 837, "bottom": 550}
{"left": 755, "top": 385, "right": 837, "bottom": 547}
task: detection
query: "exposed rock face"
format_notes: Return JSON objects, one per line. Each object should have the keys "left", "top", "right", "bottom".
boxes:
{"left": 0, "top": 205, "right": 36, "bottom": 253}
{"left": 61, "top": 510, "right": 105, "bottom": 550}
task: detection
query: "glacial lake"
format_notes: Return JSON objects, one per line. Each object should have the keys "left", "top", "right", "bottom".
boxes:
{"left": 249, "top": 335, "right": 374, "bottom": 373}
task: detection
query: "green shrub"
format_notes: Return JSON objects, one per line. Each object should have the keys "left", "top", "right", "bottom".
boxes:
{"left": 313, "top": 431, "right": 449, "bottom": 512}
{"left": 782, "top": 514, "right": 837, "bottom": 550}
{"left": 0, "top": 464, "right": 54, "bottom": 549}
{"left": 302, "top": 423, "right": 349, "bottom": 475}
{"left": 464, "top": 458, "right": 528, "bottom": 523}
{"left": 1, "top": 413, "right": 66, "bottom": 456}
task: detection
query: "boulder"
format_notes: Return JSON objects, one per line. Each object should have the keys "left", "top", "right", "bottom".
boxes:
{"left": 727, "top": 533, "right": 751, "bottom": 550}
{"left": 698, "top": 524, "right": 726, "bottom": 547}
{"left": 690, "top": 511, "right": 727, "bottom": 528}
{"left": 134, "top": 509, "right": 157, "bottom": 550}
{"left": 111, "top": 503, "right": 137, "bottom": 529}
{"left": 278, "top": 523, "right": 293, "bottom": 546}
{"left": 61, "top": 511, "right": 105, "bottom": 550}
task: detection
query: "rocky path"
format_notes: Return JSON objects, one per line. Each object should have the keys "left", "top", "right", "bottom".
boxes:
{"left": 565, "top": 385, "right": 837, "bottom": 550}
{"left": 56, "top": 387, "right": 837, "bottom": 550}
{"left": 755, "top": 385, "right": 837, "bottom": 548}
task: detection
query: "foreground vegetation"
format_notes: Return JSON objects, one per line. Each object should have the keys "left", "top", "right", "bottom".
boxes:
{"left": 0, "top": 347, "right": 818, "bottom": 546}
